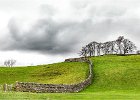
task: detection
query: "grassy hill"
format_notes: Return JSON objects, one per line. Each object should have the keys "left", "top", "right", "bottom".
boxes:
{"left": 84, "top": 55, "right": 140, "bottom": 92}
{"left": 0, "top": 55, "right": 140, "bottom": 100}
{"left": 0, "top": 62, "right": 89, "bottom": 84}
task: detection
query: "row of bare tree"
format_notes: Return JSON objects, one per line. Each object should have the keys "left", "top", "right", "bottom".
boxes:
{"left": 79, "top": 36, "right": 137, "bottom": 57}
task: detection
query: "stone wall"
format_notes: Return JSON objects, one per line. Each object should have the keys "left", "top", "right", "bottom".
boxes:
{"left": 65, "top": 57, "right": 89, "bottom": 62}
{"left": 15, "top": 60, "right": 93, "bottom": 93}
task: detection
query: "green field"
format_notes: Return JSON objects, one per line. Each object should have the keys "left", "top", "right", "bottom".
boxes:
{"left": 0, "top": 62, "right": 89, "bottom": 84}
{"left": 0, "top": 55, "right": 140, "bottom": 100}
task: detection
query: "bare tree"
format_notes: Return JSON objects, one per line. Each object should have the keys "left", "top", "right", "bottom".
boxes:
{"left": 110, "top": 41, "right": 117, "bottom": 54}
{"left": 4, "top": 59, "right": 16, "bottom": 67}
{"left": 122, "top": 39, "right": 136, "bottom": 54}
{"left": 87, "top": 41, "right": 98, "bottom": 56}
{"left": 96, "top": 42, "right": 102, "bottom": 56}
{"left": 79, "top": 35, "right": 137, "bottom": 57}
{"left": 128, "top": 41, "right": 137, "bottom": 53}
{"left": 87, "top": 43, "right": 93, "bottom": 56}
{"left": 116, "top": 36, "right": 124, "bottom": 54}
{"left": 91, "top": 41, "right": 97, "bottom": 56}
{"left": 101, "top": 41, "right": 117, "bottom": 55}
{"left": 79, "top": 46, "right": 88, "bottom": 58}
{"left": 102, "top": 42, "right": 110, "bottom": 55}
{"left": 122, "top": 39, "right": 130, "bottom": 54}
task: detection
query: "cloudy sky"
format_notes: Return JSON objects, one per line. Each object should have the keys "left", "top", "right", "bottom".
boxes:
{"left": 0, "top": 0, "right": 140, "bottom": 66}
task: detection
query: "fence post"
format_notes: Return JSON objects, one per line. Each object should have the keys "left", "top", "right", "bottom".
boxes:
{"left": 0, "top": 85, "right": 2, "bottom": 92}
{"left": 8, "top": 84, "right": 13, "bottom": 92}
{"left": 3, "top": 84, "right": 7, "bottom": 92}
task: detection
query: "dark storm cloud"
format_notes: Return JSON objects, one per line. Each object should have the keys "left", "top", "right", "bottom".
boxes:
{"left": 3, "top": 18, "right": 112, "bottom": 55}
{"left": 4, "top": 18, "right": 93, "bottom": 55}
{"left": 2, "top": 19, "right": 111, "bottom": 54}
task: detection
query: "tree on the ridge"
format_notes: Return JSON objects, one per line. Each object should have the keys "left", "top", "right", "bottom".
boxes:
{"left": 96, "top": 42, "right": 102, "bottom": 56}
{"left": 79, "top": 46, "right": 88, "bottom": 58}
{"left": 109, "top": 41, "right": 117, "bottom": 54}
{"left": 122, "top": 39, "right": 136, "bottom": 54}
{"left": 87, "top": 43, "right": 93, "bottom": 56}
{"left": 116, "top": 36, "right": 124, "bottom": 54}
{"left": 79, "top": 35, "right": 137, "bottom": 57}
{"left": 91, "top": 41, "right": 97, "bottom": 56}
{"left": 102, "top": 42, "right": 110, "bottom": 55}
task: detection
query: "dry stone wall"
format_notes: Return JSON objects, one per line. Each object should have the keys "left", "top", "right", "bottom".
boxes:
{"left": 15, "top": 59, "right": 93, "bottom": 93}
{"left": 65, "top": 57, "right": 89, "bottom": 62}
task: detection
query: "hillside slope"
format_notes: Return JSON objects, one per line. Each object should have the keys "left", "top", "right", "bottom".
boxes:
{"left": 0, "top": 62, "right": 89, "bottom": 84}
{"left": 84, "top": 55, "right": 140, "bottom": 92}
{"left": 0, "top": 55, "right": 140, "bottom": 100}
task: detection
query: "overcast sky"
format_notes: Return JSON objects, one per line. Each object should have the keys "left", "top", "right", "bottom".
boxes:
{"left": 0, "top": 0, "right": 140, "bottom": 66}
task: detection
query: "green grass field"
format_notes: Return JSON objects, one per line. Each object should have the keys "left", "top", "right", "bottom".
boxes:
{"left": 0, "top": 62, "right": 89, "bottom": 84}
{"left": 0, "top": 55, "right": 140, "bottom": 100}
{"left": 85, "top": 55, "right": 140, "bottom": 92}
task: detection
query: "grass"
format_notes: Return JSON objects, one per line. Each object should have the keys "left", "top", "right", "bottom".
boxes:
{"left": 84, "top": 55, "right": 140, "bottom": 92}
{"left": 0, "top": 91, "right": 139, "bottom": 100}
{"left": 0, "top": 55, "right": 140, "bottom": 100}
{"left": 0, "top": 62, "right": 89, "bottom": 84}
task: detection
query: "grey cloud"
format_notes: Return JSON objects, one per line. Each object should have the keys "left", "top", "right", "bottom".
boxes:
{"left": 0, "top": 3, "right": 140, "bottom": 55}
{"left": 3, "top": 18, "right": 92, "bottom": 55}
